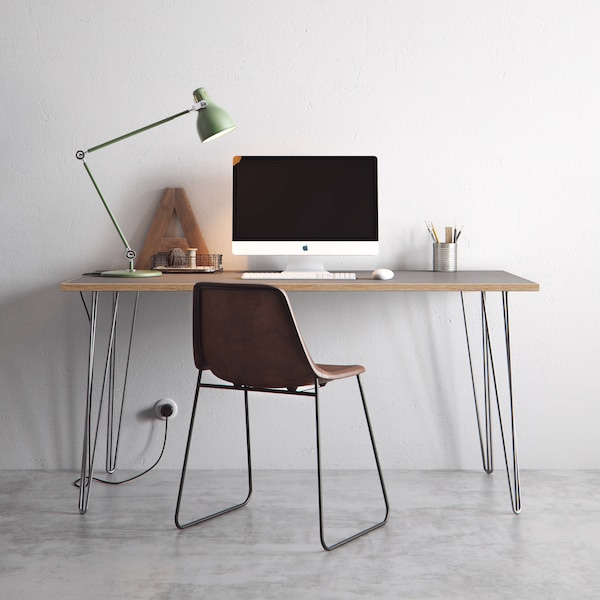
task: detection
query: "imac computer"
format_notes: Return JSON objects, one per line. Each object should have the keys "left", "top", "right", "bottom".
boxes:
{"left": 232, "top": 156, "right": 378, "bottom": 277}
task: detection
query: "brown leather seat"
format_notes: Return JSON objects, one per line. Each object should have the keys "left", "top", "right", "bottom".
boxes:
{"left": 175, "top": 282, "right": 389, "bottom": 550}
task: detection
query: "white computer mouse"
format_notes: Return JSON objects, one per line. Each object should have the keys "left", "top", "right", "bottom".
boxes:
{"left": 371, "top": 268, "right": 394, "bottom": 280}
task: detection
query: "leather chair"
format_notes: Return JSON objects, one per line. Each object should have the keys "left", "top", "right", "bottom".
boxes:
{"left": 175, "top": 282, "right": 389, "bottom": 550}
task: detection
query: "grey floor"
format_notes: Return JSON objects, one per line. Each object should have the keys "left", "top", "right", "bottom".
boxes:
{"left": 1, "top": 469, "right": 600, "bottom": 599}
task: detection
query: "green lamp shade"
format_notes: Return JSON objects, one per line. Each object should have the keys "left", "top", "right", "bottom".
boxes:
{"left": 193, "top": 87, "right": 236, "bottom": 142}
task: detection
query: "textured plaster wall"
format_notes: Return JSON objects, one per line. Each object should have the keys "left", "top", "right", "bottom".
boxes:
{"left": 1, "top": 0, "right": 599, "bottom": 471}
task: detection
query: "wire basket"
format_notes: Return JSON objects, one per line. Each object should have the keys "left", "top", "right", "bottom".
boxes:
{"left": 152, "top": 249, "right": 223, "bottom": 273}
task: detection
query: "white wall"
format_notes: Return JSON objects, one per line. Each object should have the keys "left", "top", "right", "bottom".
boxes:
{"left": 1, "top": 0, "right": 599, "bottom": 471}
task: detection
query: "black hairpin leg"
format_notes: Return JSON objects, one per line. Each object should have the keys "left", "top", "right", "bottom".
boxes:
{"left": 461, "top": 291, "right": 521, "bottom": 514}
{"left": 78, "top": 291, "right": 98, "bottom": 514}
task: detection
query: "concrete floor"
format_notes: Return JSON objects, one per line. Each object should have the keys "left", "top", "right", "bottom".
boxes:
{"left": 1, "top": 469, "right": 599, "bottom": 599}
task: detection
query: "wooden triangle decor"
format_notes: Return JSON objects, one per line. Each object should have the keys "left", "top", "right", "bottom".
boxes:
{"left": 135, "top": 188, "right": 209, "bottom": 270}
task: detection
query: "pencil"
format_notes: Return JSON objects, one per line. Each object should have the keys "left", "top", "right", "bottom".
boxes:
{"left": 425, "top": 221, "right": 438, "bottom": 243}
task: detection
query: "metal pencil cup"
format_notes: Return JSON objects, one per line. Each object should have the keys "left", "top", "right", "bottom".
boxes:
{"left": 433, "top": 243, "right": 457, "bottom": 272}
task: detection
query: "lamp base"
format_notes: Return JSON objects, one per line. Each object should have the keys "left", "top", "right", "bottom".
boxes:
{"left": 101, "top": 269, "right": 162, "bottom": 278}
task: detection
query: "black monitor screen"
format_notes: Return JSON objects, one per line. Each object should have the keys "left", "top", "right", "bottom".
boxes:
{"left": 233, "top": 156, "right": 378, "bottom": 242}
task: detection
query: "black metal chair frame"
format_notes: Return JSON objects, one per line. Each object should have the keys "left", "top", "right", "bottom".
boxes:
{"left": 175, "top": 371, "right": 389, "bottom": 551}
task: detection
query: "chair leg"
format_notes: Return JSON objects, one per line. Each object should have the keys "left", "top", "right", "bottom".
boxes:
{"left": 175, "top": 375, "right": 253, "bottom": 529}
{"left": 314, "top": 374, "right": 389, "bottom": 551}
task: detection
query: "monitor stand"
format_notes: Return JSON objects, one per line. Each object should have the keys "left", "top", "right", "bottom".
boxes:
{"left": 282, "top": 256, "right": 328, "bottom": 274}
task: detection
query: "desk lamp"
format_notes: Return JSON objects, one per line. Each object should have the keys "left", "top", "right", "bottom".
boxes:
{"left": 76, "top": 87, "right": 235, "bottom": 277}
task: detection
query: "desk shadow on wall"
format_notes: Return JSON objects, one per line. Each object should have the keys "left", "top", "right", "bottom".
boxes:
{"left": 288, "top": 290, "right": 470, "bottom": 470}
{"left": 392, "top": 290, "right": 517, "bottom": 472}
{"left": 0, "top": 286, "right": 197, "bottom": 472}
{"left": 380, "top": 292, "right": 469, "bottom": 469}
{"left": 57, "top": 290, "right": 198, "bottom": 474}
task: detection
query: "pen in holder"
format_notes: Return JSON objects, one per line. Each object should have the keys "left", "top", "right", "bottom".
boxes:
{"left": 433, "top": 243, "right": 457, "bottom": 272}
{"left": 426, "top": 222, "right": 461, "bottom": 272}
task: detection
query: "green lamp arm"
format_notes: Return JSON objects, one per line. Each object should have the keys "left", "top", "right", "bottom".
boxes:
{"left": 82, "top": 101, "right": 206, "bottom": 154}
{"left": 75, "top": 100, "right": 208, "bottom": 267}
{"left": 78, "top": 158, "right": 134, "bottom": 257}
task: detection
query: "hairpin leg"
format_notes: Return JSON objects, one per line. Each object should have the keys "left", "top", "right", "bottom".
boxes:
{"left": 500, "top": 292, "right": 521, "bottom": 513}
{"left": 105, "top": 292, "right": 139, "bottom": 473}
{"left": 461, "top": 292, "right": 493, "bottom": 473}
{"left": 78, "top": 291, "right": 98, "bottom": 514}
{"left": 77, "top": 291, "right": 139, "bottom": 514}
{"left": 461, "top": 291, "right": 521, "bottom": 514}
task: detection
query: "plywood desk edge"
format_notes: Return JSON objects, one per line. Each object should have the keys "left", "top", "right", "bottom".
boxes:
{"left": 60, "top": 271, "right": 539, "bottom": 293}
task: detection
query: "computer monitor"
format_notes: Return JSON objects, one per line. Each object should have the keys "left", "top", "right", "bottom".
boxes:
{"left": 232, "top": 156, "right": 378, "bottom": 272}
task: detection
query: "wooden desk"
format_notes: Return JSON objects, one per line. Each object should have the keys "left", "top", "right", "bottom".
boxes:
{"left": 61, "top": 270, "right": 539, "bottom": 293}
{"left": 61, "top": 270, "right": 539, "bottom": 515}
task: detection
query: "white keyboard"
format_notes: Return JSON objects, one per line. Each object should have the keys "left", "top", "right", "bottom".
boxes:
{"left": 242, "top": 271, "right": 357, "bottom": 280}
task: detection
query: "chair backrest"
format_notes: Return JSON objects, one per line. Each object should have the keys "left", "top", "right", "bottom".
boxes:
{"left": 193, "top": 283, "right": 317, "bottom": 389}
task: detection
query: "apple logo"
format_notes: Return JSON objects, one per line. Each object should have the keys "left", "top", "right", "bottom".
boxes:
{"left": 302, "top": 244, "right": 309, "bottom": 252}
